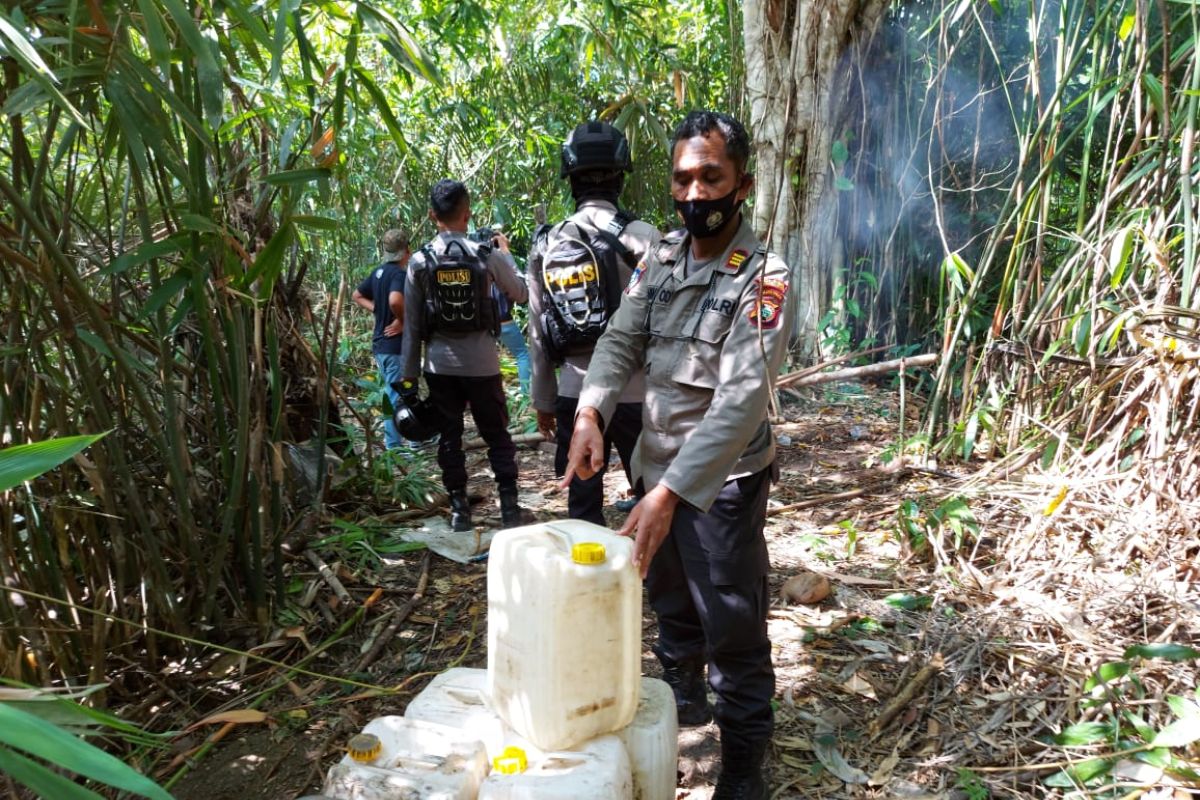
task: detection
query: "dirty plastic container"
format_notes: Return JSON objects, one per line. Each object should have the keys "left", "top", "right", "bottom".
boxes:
{"left": 486, "top": 520, "right": 641, "bottom": 750}
{"left": 477, "top": 735, "right": 633, "bottom": 799}
{"left": 408, "top": 668, "right": 677, "bottom": 800}
{"left": 321, "top": 716, "right": 488, "bottom": 800}
{"left": 618, "top": 678, "right": 679, "bottom": 800}
{"left": 404, "top": 667, "right": 508, "bottom": 757}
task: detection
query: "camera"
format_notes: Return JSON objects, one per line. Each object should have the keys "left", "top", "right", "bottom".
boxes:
{"left": 469, "top": 226, "right": 497, "bottom": 245}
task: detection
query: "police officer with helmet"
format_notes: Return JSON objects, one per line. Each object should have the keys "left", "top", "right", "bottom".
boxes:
{"left": 401, "top": 179, "right": 530, "bottom": 531}
{"left": 527, "top": 121, "right": 662, "bottom": 525}
{"left": 564, "top": 111, "right": 792, "bottom": 799}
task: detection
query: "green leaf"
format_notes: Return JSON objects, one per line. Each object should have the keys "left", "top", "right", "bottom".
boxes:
{"left": 138, "top": 271, "right": 192, "bottom": 321}
{"left": 241, "top": 222, "right": 295, "bottom": 298}
{"left": 1055, "top": 722, "right": 1112, "bottom": 746}
{"left": 264, "top": 168, "right": 332, "bottom": 187}
{"left": 0, "top": 12, "right": 88, "bottom": 127}
{"left": 1167, "top": 695, "right": 1200, "bottom": 720}
{"left": 101, "top": 235, "right": 188, "bottom": 277}
{"left": 834, "top": 176, "right": 855, "bottom": 192}
{"left": 133, "top": 0, "right": 171, "bottom": 73}
{"left": 293, "top": 214, "right": 341, "bottom": 231}
{"left": 158, "top": 0, "right": 223, "bottom": 128}
{"left": 353, "top": 66, "right": 410, "bottom": 156}
{"left": 0, "top": 433, "right": 109, "bottom": 493}
{"left": 1153, "top": 716, "right": 1200, "bottom": 748}
{"left": 883, "top": 593, "right": 932, "bottom": 611}
{"left": 1084, "top": 661, "right": 1132, "bottom": 692}
{"left": 1109, "top": 226, "right": 1135, "bottom": 288}
{"left": 831, "top": 140, "right": 849, "bottom": 167}
{"left": 1044, "top": 758, "right": 1112, "bottom": 787}
{"left": 1124, "top": 643, "right": 1200, "bottom": 662}
{"left": 0, "top": 704, "right": 171, "bottom": 799}
{"left": 0, "top": 745, "right": 105, "bottom": 800}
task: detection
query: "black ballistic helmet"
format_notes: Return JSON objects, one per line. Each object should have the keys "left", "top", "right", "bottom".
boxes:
{"left": 392, "top": 395, "right": 447, "bottom": 443}
{"left": 560, "top": 122, "right": 632, "bottom": 178}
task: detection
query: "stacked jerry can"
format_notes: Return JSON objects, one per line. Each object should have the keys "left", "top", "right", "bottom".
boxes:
{"left": 321, "top": 520, "right": 679, "bottom": 800}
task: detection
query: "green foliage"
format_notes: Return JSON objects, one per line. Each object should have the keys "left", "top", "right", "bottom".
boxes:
{"left": 894, "top": 494, "right": 979, "bottom": 555}
{"left": 0, "top": 433, "right": 108, "bottom": 493}
{"left": 1041, "top": 643, "right": 1200, "bottom": 790}
{"left": 0, "top": 701, "right": 170, "bottom": 800}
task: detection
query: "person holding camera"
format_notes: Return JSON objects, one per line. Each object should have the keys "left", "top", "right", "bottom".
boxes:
{"left": 526, "top": 121, "right": 662, "bottom": 525}
{"left": 401, "top": 180, "right": 529, "bottom": 531}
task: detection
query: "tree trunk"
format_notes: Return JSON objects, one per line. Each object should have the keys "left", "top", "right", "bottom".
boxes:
{"left": 743, "top": 0, "right": 889, "bottom": 360}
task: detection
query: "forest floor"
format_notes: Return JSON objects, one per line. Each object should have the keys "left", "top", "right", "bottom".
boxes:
{"left": 165, "top": 381, "right": 1198, "bottom": 800}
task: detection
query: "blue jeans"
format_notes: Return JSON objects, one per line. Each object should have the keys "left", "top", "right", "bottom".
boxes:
{"left": 375, "top": 352, "right": 405, "bottom": 450}
{"left": 498, "top": 320, "right": 530, "bottom": 395}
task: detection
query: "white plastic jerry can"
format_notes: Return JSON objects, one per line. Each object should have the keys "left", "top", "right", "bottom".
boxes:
{"left": 486, "top": 520, "right": 642, "bottom": 750}
{"left": 618, "top": 678, "right": 679, "bottom": 800}
{"left": 477, "top": 735, "right": 633, "bottom": 800}
{"left": 404, "top": 667, "right": 508, "bottom": 758}
{"left": 321, "top": 716, "right": 488, "bottom": 800}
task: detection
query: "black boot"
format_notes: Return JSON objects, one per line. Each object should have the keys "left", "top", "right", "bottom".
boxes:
{"left": 713, "top": 735, "right": 769, "bottom": 800}
{"left": 449, "top": 489, "right": 472, "bottom": 532}
{"left": 498, "top": 482, "right": 524, "bottom": 528}
{"left": 654, "top": 644, "right": 711, "bottom": 726}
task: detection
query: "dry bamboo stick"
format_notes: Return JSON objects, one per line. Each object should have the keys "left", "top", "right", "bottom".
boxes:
{"left": 354, "top": 552, "right": 431, "bottom": 673}
{"left": 778, "top": 354, "right": 938, "bottom": 389}
{"left": 868, "top": 652, "right": 945, "bottom": 737}
{"left": 303, "top": 550, "right": 351, "bottom": 605}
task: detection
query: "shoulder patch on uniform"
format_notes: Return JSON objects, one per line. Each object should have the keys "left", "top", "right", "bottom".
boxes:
{"left": 726, "top": 249, "right": 750, "bottom": 271}
{"left": 625, "top": 261, "right": 647, "bottom": 293}
{"left": 748, "top": 277, "right": 789, "bottom": 330}
{"left": 375, "top": 268, "right": 384, "bottom": 279}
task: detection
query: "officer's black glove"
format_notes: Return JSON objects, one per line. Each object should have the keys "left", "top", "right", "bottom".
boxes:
{"left": 398, "top": 379, "right": 419, "bottom": 407}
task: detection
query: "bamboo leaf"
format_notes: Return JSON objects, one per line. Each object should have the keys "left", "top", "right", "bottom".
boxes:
{"left": 101, "top": 235, "right": 189, "bottom": 277}
{"left": 1055, "top": 722, "right": 1111, "bottom": 745}
{"left": 0, "top": 745, "right": 106, "bottom": 800}
{"left": 241, "top": 222, "right": 295, "bottom": 298}
{"left": 132, "top": 0, "right": 171, "bottom": 72}
{"left": 0, "top": 12, "right": 88, "bottom": 127}
{"left": 353, "top": 66, "right": 409, "bottom": 155}
{"left": 1084, "top": 661, "right": 1132, "bottom": 692}
{"left": 0, "top": 705, "right": 170, "bottom": 799}
{"left": 158, "top": 0, "right": 223, "bottom": 128}
{"left": 264, "top": 168, "right": 332, "bottom": 187}
{"left": 1108, "top": 226, "right": 1136, "bottom": 288}
{"left": 1153, "top": 717, "right": 1200, "bottom": 748}
{"left": 1124, "top": 644, "right": 1200, "bottom": 662}
{"left": 293, "top": 214, "right": 341, "bottom": 230}
{"left": 0, "top": 433, "right": 109, "bottom": 492}
{"left": 139, "top": 270, "right": 192, "bottom": 320}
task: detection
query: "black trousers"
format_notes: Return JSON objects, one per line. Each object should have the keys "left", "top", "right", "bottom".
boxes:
{"left": 424, "top": 373, "right": 517, "bottom": 492}
{"left": 644, "top": 465, "right": 775, "bottom": 742}
{"left": 554, "top": 396, "right": 643, "bottom": 526}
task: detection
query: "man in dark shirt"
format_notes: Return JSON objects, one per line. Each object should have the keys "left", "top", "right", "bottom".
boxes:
{"left": 352, "top": 228, "right": 410, "bottom": 450}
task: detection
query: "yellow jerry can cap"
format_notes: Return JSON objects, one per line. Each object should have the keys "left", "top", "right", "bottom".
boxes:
{"left": 493, "top": 745, "right": 528, "bottom": 774}
{"left": 347, "top": 733, "right": 382, "bottom": 763}
{"left": 571, "top": 541, "right": 607, "bottom": 565}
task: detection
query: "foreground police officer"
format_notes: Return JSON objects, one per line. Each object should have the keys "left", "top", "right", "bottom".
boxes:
{"left": 527, "top": 122, "right": 661, "bottom": 524}
{"left": 401, "top": 180, "right": 530, "bottom": 531}
{"left": 565, "top": 111, "right": 792, "bottom": 799}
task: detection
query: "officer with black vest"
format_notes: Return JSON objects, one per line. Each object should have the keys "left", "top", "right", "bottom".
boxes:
{"left": 526, "top": 122, "right": 662, "bottom": 525}
{"left": 401, "top": 180, "right": 530, "bottom": 531}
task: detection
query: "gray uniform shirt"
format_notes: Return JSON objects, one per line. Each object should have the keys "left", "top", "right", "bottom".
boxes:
{"left": 577, "top": 217, "right": 794, "bottom": 512}
{"left": 526, "top": 200, "right": 661, "bottom": 412}
{"left": 401, "top": 231, "right": 528, "bottom": 378}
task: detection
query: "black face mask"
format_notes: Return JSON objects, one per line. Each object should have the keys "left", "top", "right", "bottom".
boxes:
{"left": 674, "top": 185, "right": 744, "bottom": 239}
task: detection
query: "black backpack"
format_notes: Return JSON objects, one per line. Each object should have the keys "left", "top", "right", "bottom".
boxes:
{"left": 418, "top": 239, "right": 499, "bottom": 337}
{"left": 537, "top": 211, "right": 634, "bottom": 362}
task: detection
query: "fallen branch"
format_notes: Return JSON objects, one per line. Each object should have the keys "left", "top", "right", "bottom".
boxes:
{"left": 464, "top": 432, "right": 545, "bottom": 450}
{"left": 767, "top": 487, "right": 871, "bottom": 516}
{"left": 778, "top": 353, "right": 938, "bottom": 389}
{"left": 304, "top": 550, "right": 351, "bottom": 606}
{"left": 354, "top": 551, "right": 431, "bottom": 673}
{"left": 868, "top": 652, "right": 944, "bottom": 738}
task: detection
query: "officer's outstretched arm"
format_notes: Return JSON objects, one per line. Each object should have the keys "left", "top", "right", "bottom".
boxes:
{"left": 488, "top": 249, "right": 529, "bottom": 305}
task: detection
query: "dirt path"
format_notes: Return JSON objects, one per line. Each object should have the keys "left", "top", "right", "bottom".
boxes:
{"left": 167, "top": 383, "right": 1198, "bottom": 799}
